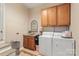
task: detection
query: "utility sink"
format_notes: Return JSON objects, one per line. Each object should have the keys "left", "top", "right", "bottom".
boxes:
{"left": 11, "top": 41, "right": 20, "bottom": 55}
{"left": 11, "top": 41, "right": 20, "bottom": 49}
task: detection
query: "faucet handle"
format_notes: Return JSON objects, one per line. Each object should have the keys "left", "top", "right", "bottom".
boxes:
{"left": 16, "top": 32, "right": 19, "bottom": 35}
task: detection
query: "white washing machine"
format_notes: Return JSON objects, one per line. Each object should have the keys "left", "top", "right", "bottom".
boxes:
{"left": 39, "top": 32, "right": 75, "bottom": 56}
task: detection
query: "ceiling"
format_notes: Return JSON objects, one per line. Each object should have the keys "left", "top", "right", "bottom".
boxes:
{"left": 23, "top": 3, "right": 50, "bottom": 8}
{"left": 23, "top": 3, "right": 62, "bottom": 8}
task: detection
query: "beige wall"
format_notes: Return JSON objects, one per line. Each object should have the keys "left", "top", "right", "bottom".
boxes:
{"left": 70, "top": 3, "right": 79, "bottom": 55}
{"left": 4, "top": 4, "right": 29, "bottom": 47}
{"left": 28, "top": 3, "right": 62, "bottom": 32}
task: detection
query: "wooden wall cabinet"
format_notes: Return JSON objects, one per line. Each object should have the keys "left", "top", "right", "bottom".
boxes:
{"left": 41, "top": 4, "right": 70, "bottom": 27}
{"left": 23, "top": 35, "right": 36, "bottom": 51}
{"left": 48, "top": 7, "right": 57, "bottom": 26}
{"left": 57, "top": 4, "right": 70, "bottom": 26}
{"left": 41, "top": 9, "right": 48, "bottom": 27}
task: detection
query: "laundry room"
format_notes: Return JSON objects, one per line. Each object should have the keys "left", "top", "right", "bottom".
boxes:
{"left": 0, "top": 3, "right": 79, "bottom": 56}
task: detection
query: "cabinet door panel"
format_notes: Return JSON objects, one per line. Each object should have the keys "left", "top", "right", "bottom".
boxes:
{"left": 48, "top": 7, "right": 57, "bottom": 26}
{"left": 41, "top": 10, "right": 48, "bottom": 27}
{"left": 57, "top": 4, "right": 70, "bottom": 26}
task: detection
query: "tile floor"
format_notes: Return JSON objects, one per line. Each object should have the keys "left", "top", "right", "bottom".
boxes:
{"left": 20, "top": 48, "right": 41, "bottom": 56}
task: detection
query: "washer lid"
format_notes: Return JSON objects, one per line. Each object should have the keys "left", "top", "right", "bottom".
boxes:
{"left": 39, "top": 35, "right": 53, "bottom": 38}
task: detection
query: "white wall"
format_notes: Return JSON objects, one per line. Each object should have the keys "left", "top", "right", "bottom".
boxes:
{"left": 70, "top": 3, "right": 79, "bottom": 56}
{"left": 4, "top": 4, "right": 29, "bottom": 47}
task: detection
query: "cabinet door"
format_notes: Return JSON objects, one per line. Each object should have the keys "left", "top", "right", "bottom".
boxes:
{"left": 23, "top": 36, "right": 36, "bottom": 51}
{"left": 28, "top": 36, "right": 36, "bottom": 50}
{"left": 48, "top": 7, "right": 57, "bottom": 26}
{"left": 23, "top": 36, "right": 29, "bottom": 48}
{"left": 57, "top": 4, "right": 70, "bottom": 26}
{"left": 41, "top": 9, "right": 48, "bottom": 27}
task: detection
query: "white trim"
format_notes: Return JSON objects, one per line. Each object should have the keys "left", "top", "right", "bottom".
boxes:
{"left": 3, "top": 3, "right": 6, "bottom": 41}
{"left": 0, "top": 41, "right": 5, "bottom": 44}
